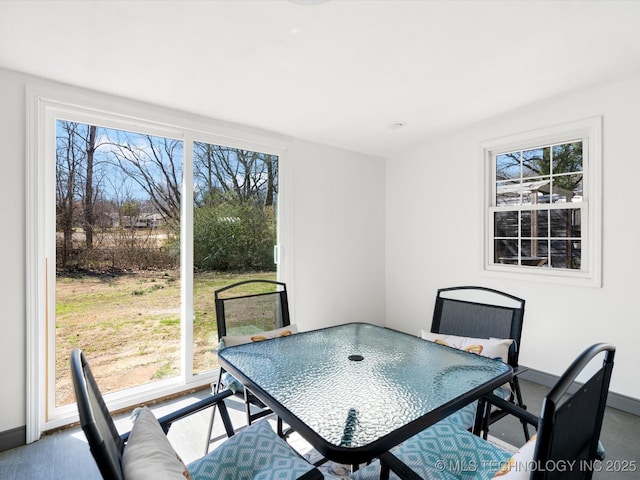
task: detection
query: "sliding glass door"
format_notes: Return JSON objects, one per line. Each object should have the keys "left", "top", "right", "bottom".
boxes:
{"left": 34, "top": 97, "right": 283, "bottom": 432}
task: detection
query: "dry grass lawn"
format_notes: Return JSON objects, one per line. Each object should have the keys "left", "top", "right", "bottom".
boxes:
{"left": 55, "top": 269, "right": 275, "bottom": 406}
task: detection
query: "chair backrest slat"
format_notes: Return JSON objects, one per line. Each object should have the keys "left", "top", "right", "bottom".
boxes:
{"left": 432, "top": 286, "right": 525, "bottom": 367}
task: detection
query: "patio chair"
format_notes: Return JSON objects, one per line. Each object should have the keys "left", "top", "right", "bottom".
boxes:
{"left": 70, "top": 348, "right": 331, "bottom": 480}
{"left": 422, "top": 285, "right": 529, "bottom": 440}
{"left": 352, "top": 342, "right": 616, "bottom": 480}
{"left": 205, "top": 279, "right": 295, "bottom": 452}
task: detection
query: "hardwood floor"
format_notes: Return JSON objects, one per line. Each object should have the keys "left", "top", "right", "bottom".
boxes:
{"left": 1, "top": 380, "right": 638, "bottom": 479}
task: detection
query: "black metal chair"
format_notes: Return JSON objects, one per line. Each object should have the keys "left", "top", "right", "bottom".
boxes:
{"left": 429, "top": 285, "right": 529, "bottom": 440}
{"left": 205, "top": 279, "right": 293, "bottom": 452}
{"left": 71, "top": 348, "right": 326, "bottom": 480}
{"left": 353, "top": 343, "right": 616, "bottom": 480}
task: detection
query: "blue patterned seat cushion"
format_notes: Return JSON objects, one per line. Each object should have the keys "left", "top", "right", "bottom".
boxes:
{"left": 444, "top": 386, "right": 511, "bottom": 431}
{"left": 442, "top": 402, "right": 478, "bottom": 431}
{"left": 189, "top": 420, "right": 337, "bottom": 480}
{"left": 350, "top": 422, "right": 512, "bottom": 480}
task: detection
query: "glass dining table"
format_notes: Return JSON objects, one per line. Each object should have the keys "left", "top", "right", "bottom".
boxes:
{"left": 217, "top": 322, "right": 513, "bottom": 467}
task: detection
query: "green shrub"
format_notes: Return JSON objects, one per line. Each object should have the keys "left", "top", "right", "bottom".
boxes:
{"left": 193, "top": 200, "right": 276, "bottom": 271}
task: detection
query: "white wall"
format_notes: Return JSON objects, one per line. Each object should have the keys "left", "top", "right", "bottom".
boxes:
{"left": 0, "top": 67, "right": 386, "bottom": 434}
{"left": 0, "top": 68, "right": 28, "bottom": 434}
{"left": 287, "top": 140, "right": 386, "bottom": 331}
{"left": 385, "top": 70, "right": 640, "bottom": 400}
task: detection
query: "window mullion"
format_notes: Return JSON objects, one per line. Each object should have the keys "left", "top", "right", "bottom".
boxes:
{"left": 181, "top": 135, "right": 194, "bottom": 381}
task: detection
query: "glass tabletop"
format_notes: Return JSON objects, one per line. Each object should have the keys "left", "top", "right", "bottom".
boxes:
{"left": 218, "top": 322, "right": 512, "bottom": 462}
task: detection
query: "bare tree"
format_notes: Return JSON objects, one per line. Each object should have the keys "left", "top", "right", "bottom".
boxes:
{"left": 496, "top": 142, "right": 582, "bottom": 191}
{"left": 83, "top": 125, "right": 98, "bottom": 249}
{"left": 56, "top": 121, "right": 82, "bottom": 266}
{"left": 56, "top": 121, "right": 108, "bottom": 264}
{"left": 107, "top": 133, "right": 183, "bottom": 229}
{"left": 193, "top": 143, "right": 277, "bottom": 207}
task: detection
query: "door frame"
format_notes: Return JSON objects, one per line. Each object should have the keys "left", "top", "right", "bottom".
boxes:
{"left": 25, "top": 84, "right": 292, "bottom": 441}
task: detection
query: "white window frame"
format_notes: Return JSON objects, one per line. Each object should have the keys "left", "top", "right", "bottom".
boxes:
{"left": 26, "top": 84, "right": 292, "bottom": 440}
{"left": 479, "top": 116, "right": 602, "bottom": 287}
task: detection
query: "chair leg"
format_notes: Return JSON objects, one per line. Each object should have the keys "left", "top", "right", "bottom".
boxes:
{"left": 512, "top": 376, "right": 530, "bottom": 441}
{"left": 379, "top": 462, "right": 390, "bottom": 480}
{"left": 479, "top": 379, "right": 530, "bottom": 441}
{"left": 473, "top": 398, "right": 487, "bottom": 437}
{"left": 244, "top": 387, "right": 253, "bottom": 426}
{"left": 204, "top": 400, "right": 219, "bottom": 454}
{"left": 204, "top": 370, "right": 224, "bottom": 454}
{"left": 244, "top": 386, "right": 290, "bottom": 439}
{"left": 481, "top": 401, "right": 491, "bottom": 440}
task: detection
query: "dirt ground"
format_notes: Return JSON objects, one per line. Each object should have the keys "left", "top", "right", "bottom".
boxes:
{"left": 55, "top": 269, "right": 271, "bottom": 406}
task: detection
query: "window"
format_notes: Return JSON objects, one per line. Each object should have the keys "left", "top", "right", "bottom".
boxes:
{"left": 481, "top": 117, "right": 602, "bottom": 287}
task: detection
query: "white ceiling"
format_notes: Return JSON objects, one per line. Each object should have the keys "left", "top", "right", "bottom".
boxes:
{"left": 2, "top": 0, "right": 640, "bottom": 158}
